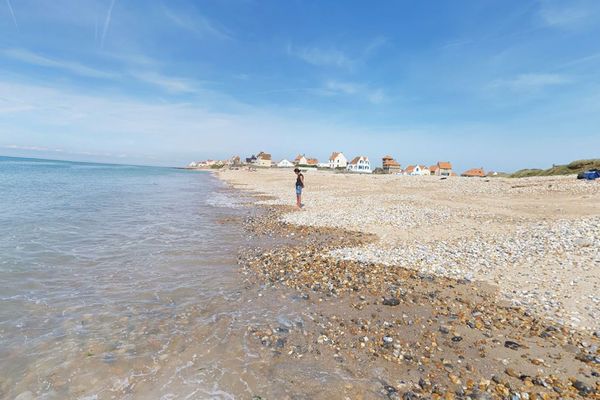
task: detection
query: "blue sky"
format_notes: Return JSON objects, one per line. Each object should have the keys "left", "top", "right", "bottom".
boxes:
{"left": 1, "top": 0, "right": 599, "bottom": 171}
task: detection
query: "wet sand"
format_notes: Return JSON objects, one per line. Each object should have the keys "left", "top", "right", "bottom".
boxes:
{"left": 219, "top": 169, "right": 600, "bottom": 399}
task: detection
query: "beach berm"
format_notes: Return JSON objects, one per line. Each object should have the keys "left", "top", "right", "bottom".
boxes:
{"left": 218, "top": 167, "right": 599, "bottom": 398}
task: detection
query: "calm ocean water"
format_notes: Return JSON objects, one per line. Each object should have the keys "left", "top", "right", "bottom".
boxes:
{"left": 0, "top": 157, "right": 274, "bottom": 399}
{"left": 0, "top": 157, "right": 360, "bottom": 400}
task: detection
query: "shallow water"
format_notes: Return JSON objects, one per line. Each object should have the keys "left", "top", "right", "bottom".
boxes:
{"left": 0, "top": 157, "right": 327, "bottom": 399}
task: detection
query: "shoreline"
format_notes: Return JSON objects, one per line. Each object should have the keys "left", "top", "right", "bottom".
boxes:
{"left": 218, "top": 169, "right": 600, "bottom": 398}
{"left": 218, "top": 168, "right": 600, "bottom": 334}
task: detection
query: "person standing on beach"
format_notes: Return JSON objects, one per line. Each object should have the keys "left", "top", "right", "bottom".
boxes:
{"left": 294, "top": 168, "right": 304, "bottom": 208}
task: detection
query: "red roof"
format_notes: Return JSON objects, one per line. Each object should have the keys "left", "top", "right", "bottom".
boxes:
{"left": 437, "top": 161, "right": 452, "bottom": 170}
{"left": 462, "top": 168, "right": 485, "bottom": 177}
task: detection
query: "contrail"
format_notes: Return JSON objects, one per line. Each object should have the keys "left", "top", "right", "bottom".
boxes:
{"left": 5, "top": 0, "right": 18, "bottom": 29}
{"left": 100, "top": 0, "right": 116, "bottom": 48}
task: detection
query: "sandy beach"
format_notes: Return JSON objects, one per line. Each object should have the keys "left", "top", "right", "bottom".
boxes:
{"left": 215, "top": 167, "right": 600, "bottom": 398}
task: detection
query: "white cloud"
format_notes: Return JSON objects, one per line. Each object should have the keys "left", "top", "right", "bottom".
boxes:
{"left": 489, "top": 73, "right": 571, "bottom": 91}
{"left": 287, "top": 45, "right": 355, "bottom": 69}
{"left": 2, "top": 48, "right": 205, "bottom": 94}
{"left": 133, "top": 71, "right": 197, "bottom": 93}
{"left": 317, "top": 80, "right": 386, "bottom": 104}
{"left": 162, "top": 5, "right": 232, "bottom": 40}
{"left": 3, "top": 48, "right": 117, "bottom": 79}
{"left": 538, "top": 0, "right": 600, "bottom": 29}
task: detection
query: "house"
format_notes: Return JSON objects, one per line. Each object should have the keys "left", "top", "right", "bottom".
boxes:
{"left": 347, "top": 156, "right": 372, "bottom": 173}
{"left": 294, "top": 154, "right": 308, "bottom": 165}
{"left": 246, "top": 154, "right": 257, "bottom": 164}
{"left": 429, "top": 165, "right": 438, "bottom": 175}
{"left": 404, "top": 164, "right": 429, "bottom": 176}
{"left": 227, "top": 155, "right": 241, "bottom": 166}
{"left": 328, "top": 152, "right": 348, "bottom": 169}
{"left": 306, "top": 158, "right": 319, "bottom": 167}
{"left": 277, "top": 159, "right": 294, "bottom": 168}
{"left": 433, "top": 161, "right": 453, "bottom": 176}
{"left": 462, "top": 168, "right": 485, "bottom": 177}
{"left": 256, "top": 152, "right": 272, "bottom": 167}
{"left": 382, "top": 155, "right": 401, "bottom": 174}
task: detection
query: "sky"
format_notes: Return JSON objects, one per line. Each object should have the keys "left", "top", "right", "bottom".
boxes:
{"left": 1, "top": 0, "right": 599, "bottom": 171}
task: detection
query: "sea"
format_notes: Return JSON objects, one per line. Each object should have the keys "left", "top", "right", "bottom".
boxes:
{"left": 0, "top": 156, "right": 326, "bottom": 399}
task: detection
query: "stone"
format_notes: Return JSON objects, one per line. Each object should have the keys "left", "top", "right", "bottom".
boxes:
{"left": 504, "top": 340, "right": 522, "bottom": 350}
{"left": 15, "top": 392, "right": 34, "bottom": 400}
{"left": 383, "top": 298, "right": 400, "bottom": 306}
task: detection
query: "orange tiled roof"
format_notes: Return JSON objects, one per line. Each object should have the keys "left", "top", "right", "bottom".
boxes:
{"left": 307, "top": 158, "right": 318, "bottom": 165}
{"left": 462, "top": 168, "right": 485, "bottom": 177}
{"left": 258, "top": 153, "right": 272, "bottom": 160}
{"left": 383, "top": 157, "right": 400, "bottom": 167}
{"left": 437, "top": 161, "right": 452, "bottom": 169}
{"left": 430, "top": 165, "right": 438, "bottom": 172}
{"left": 329, "top": 152, "right": 341, "bottom": 160}
{"left": 405, "top": 165, "right": 415, "bottom": 173}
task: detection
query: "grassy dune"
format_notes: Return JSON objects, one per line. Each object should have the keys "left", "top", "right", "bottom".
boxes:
{"left": 510, "top": 159, "right": 600, "bottom": 178}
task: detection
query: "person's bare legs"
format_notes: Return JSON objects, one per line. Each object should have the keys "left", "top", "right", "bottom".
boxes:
{"left": 296, "top": 193, "right": 302, "bottom": 208}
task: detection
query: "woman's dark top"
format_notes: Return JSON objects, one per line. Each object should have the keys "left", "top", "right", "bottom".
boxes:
{"left": 296, "top": 173, "right": 304, "bottom": 188}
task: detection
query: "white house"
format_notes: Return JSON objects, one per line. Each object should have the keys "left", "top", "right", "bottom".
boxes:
{"left": 256, "top": 152, "right": 272, "bottom": 167}
{"left": 347, "top": 156, "right": 371, "bottom": 173}
{"left": 404, "top": 165, "right": 430, "bottom": 176}
{"left": 294, "top": 154, "right": 308, "bottom": 165}
{"left": 277, "top": 159, "right": 294, "bottom": 168}
{"left": 328, "top": 152, "right": 348, "bottom": 169}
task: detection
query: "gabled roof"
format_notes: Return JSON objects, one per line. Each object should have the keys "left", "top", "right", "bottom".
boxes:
{"left": 307, "top": 158, "right": 318, "bottom": 165}
{"left": 329, "top": 152, "right": 342, "bottom": 161}
{"left": 349, "top": 156, "right": 369, "bottom": 164}
{"left": 258, "top": 153, "right": 272, "bottom": 160}
{"left": 294, "top": 154, "right": 305, "bottom": 161}
{"left": 430, "top": 165, "right": 438, "bottom": 172}
{"left": 383, "top": 156, "right": 400, "bottom": 167}
{"left": 405, "top": 165, "right": 416, "bottom": 173}
{"left": 437, "top": 161, "right": 452, "bottom": 169}
{"left": 462, "top": 168, "right": 485, "bottom": 177}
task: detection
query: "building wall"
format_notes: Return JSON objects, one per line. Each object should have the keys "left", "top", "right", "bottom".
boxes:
{"left": 329, "top": 154, "right": 348, "bottom": 168}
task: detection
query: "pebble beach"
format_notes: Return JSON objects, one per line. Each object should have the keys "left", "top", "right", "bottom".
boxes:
{"left": 219, "top": 169, "right": 600, "bottom": 333}
{"left": 216, "top": 167, "right": 600, "bottom": 398}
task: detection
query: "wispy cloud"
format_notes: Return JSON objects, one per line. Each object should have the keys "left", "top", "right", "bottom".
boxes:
{"left": 287, "top": 45, "right": 356, "bottom": 69}
{"left": 489, "top": 73, "right": 571, "bottom": 91}
{"left": 538, "top": 0, "right": 600, "bottom": 29}
{"left": 316, "top": 80, "right": 386, "bottom": 104}
{"left": 5, "top": 0, "right": 17, "bottom": 28}
{"left": 3, "top": 48, "right": 117, "bottom": 79}
{"left": 162, "top": 5, "right": 232, "bottom": 40}
{"left": 100, "top": 0, "right": 117, "bottom": 48}
{"left": 364, "top": 36, "right": 389, "bottom": 56}
{"left": 133, "top": 71, "right": 197, "bottom": 93}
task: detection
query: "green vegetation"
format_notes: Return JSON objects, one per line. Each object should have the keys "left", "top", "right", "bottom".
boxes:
{"left": 510, "top": 159, "right": 600, "bottom": 178}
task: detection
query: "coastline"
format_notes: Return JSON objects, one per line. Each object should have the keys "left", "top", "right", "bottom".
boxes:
{"left": 218, "top": 168, "right": 600, "bottom": 398}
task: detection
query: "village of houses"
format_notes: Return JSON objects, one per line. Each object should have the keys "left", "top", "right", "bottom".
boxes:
{"left": 187, "top": 151, "right": 491, "bottom": 177}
